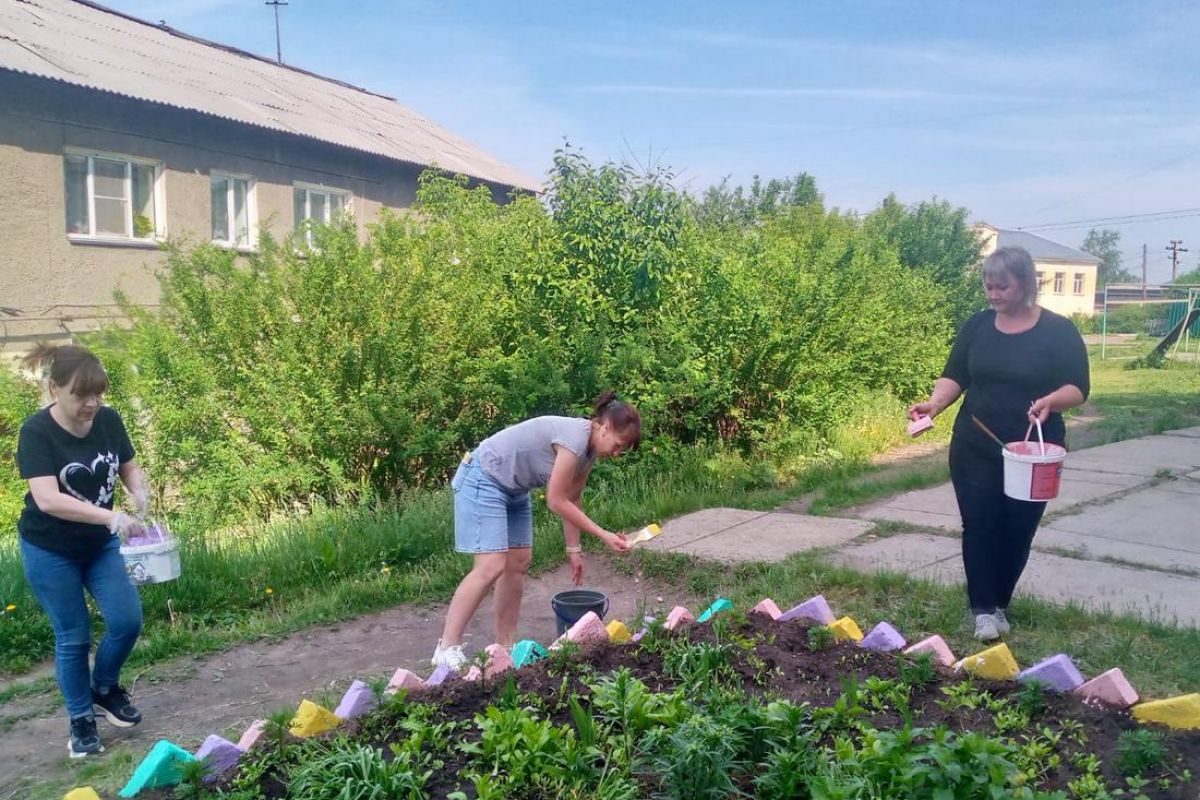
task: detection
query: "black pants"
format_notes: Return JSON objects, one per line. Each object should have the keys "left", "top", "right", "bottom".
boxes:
{"left": 949, "top": 441, "right": 1047, "bottom": 614}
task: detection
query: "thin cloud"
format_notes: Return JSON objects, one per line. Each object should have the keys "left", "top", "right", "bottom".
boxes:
{"left": 570, "top": 84, "right": 1025, "bottom": 102}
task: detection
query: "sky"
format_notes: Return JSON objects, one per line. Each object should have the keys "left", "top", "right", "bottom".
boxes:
{"left": 104, "top": 0, "right": 1200, "bottom": 283}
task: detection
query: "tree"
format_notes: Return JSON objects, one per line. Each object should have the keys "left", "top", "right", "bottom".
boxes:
{"left": 1081, "top": 228, "right": 1134, "bottom": 285}
{"left": 693, "top": 172, "right": 822, "bottom": 228}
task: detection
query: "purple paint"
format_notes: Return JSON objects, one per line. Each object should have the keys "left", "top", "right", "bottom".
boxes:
{"left": 194, "top": 735, "right": 242, "bottom": 783}
{"left": 778, "top": 595, "right": 835, "bottom": 625}
{"left": 334, "top": 680, "right": 378, "bottom": 719}
{"left": 860, "top": 621, "right": 906, "bottom": 652}
{"left": 1018, "top": 654, "right": 1085, "bottom": 692}
{"left": 425, "top": 664, "right": 458, "bottom": 686}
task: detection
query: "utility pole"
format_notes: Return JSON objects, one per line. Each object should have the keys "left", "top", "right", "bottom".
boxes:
{"left": 266, "top": 0, "right": 288, "bottom": 64}
{"left": 1166, "top": 240, "right": 1189, "bottom": 281}
{"left": 1142, "top": 243, "right": 1147, "bottom": 300}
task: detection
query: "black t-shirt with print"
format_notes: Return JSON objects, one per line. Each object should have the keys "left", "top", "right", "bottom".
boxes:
{"left": 17, "top": 405, "right": 136, "bottom": 560}
{"left": 943, "top": 308, "right": 1091, "bottom": 457}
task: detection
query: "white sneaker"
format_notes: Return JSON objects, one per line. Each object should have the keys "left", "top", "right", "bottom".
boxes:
{"left": 431, "top": 640, "right": 468, "bottom": 671}
{"left": 994, "top": 609, "right": 1011, "bottom": 635}
{"left": 974, "top": 613, "right": 1001, "bottom": 642}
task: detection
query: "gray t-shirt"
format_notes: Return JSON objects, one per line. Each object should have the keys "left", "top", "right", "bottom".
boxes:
{"left": 475, "top": 416, "right": 593, "bottom": 492}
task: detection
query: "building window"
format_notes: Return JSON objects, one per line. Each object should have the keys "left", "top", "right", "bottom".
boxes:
{"left": 1053, "top": 272, "right": 1065, "bottom": 294}
{"left": 63, "top": 152, "right": 162, "bottom": 241}
{"left": 1036, "top": 271, "right": 1047, "bottom": 290}
{"left": 211, "top": 175, "right": 256, "bottom": 249}
{"left": 1073, "top": 273, "right": 1085, "bottom": 295}
{"left": 293, "top": 184, "right": 350, "bottom": 246}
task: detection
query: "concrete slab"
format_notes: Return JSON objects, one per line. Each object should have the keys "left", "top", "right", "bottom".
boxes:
{"left": 829, "top": 533, "right": 960, "bottom": 574}
{"left": 1034, "top": 527, "right": 1200, "bottom": 573}
{"left": 655, "top": 512, "right": 873, "bottom": 564}
{"left": 1042, "top": 488, "right": 1200, "bottom": 555}
{"left": 1163, "top": 426, "right": 1200, "bottom": 439}
{"left": 1063, "top": 435, "right": 1200, "bottom": 478}
{"left": 645, "top": 508, "right": 769, "bottom": 550}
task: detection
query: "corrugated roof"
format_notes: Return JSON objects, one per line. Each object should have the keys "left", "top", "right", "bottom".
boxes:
{"left": 996, "top": 229, "right": 1100, "bottom": 264}
{"left": 0, "top": 0, "right": 541, "bottom": 192}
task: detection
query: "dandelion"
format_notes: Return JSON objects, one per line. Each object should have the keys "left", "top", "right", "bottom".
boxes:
{"left": 381, "top": 565, "right": 391, "bottom": 574}
{"left": 3, "top": 603, "right": 14, "bottom": 613}
{"left": 265, "top": 587, "right": 274, "bottom": 596}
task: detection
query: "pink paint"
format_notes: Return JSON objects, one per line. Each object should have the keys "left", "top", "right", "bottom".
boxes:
{"left": 463, "top": 666, "right": 483, "bottom": 682}
{"left": 482, "top": 644, "right": 515, "bottom": 678}
{"left": 236, "top": 719, "right": 267, "bottom": 751}
{"left": 751, "top": 598, "right": 783, "bottom": 619}
{"left": 385, "top": 668, "right": 425, "bottom": 694}
{"left": 903, "top": 635, "right": 955, "bottom": 667}
{"left": 664, "top": 606, "right": 695, "bottom": 631}
{"left": 908, "top": 416, "right": 933, "bottom": 437}
{"left": 567, "top": 611, "right": 609, "bottom": 644}
{"left": 1076, "top": 668, "right": 1139, "bottom": 708}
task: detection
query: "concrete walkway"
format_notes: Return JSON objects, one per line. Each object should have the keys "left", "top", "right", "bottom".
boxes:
{"left": 647, "top": 427, "right": 1200, "bottom": 628}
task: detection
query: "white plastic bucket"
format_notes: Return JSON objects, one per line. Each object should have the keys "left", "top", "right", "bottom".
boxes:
{"left": 1002, "top": 422, "right": 1067, "bottom": 501}
{"left": 121, "top": 524, "right": 181, "bottom": 585}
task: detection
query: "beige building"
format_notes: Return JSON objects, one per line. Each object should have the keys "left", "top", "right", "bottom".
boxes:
{"left": 973, "top": 224, "right": 1100, "bottom": 318}
{"left": 0, "top": 0, "right": 539, "bottom": 350}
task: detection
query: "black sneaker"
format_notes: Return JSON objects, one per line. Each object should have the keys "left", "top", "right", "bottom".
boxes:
{"left": 69, "top": 716, "right": 103, "bottom": 758}
{"left": 92, "top": 685, "right": 142, "bottom": 727}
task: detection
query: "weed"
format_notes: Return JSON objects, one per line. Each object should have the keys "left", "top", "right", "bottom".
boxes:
{"left": 1115, "top": 728, "right": 1168, "bottom": 777}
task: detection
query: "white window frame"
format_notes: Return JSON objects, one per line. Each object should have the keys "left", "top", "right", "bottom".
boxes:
{"left": 210, "top": 172, "right": 259, "bottom": 251}
{"left": 1053, "top": 272, "right": 1065, "bottom": 294}
{"left": 293, "top": 181, "right": 352, "bottom": 247}
{"left": 64, "top": 148, "right": 166, "bottom": 245}
{"left": 1073, "top": 273, "right": 1085, "bottom": 295}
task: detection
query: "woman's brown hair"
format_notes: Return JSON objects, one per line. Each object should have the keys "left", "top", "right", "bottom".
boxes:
{"left": 21, "top": 343, "right": 109, "bottom": 397}
{"left": 591, "top": 390, "right": 642, "bottom": 450}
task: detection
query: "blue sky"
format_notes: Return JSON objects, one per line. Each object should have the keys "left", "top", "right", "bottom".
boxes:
{"left": 108, "top": 0, "right": 1200, "bottom": 282}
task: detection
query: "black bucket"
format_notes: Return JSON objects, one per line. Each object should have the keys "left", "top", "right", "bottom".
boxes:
{"left": 551, "top": 589, "right": 610, "bottom": 636}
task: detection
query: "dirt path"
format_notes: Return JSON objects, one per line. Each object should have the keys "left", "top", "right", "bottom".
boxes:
{"left": 0, "top": 558, "right": 696, "bottom": 798}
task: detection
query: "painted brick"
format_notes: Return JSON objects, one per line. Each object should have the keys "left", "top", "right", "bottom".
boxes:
{"left": 1132, "top": 694, "right": 1200, "bottom": 730}
{"left": 289, "top": 700, "right": 341, "bottom": 738}
{"left": 697, "top": 597, "right": 734, "bottom": 623}
{"left": 567, "top": 611, "right": 610, "bottom": 644}
{"left": 664, "top": 606, "right": 695, "bottom": 631}
{"left": 193, "top": 735, "right": 243, "bottom": 783}
{"left": 425, "top": 664, "right": 458, "bottom": 686}
{"left": 1018, "top": 654, "right": 1085, "bottom": 692}
{"left": 632, "top": 615, "right": 657, "bottom": 642}
{"left": 385, "top": 668, "right": 425, "bottom": 694}
{"left": 750, "top": 598, "right": 783, "bottom": 620}
{"left": 483, "top": 644, "right": 515, "bottom": 678}
{"left": 1076, "top": 668, "right": 1139, "bottom": 708}
{"left": 236, "top": 719, "right": 267, "bottom": 751}
{"left": 779, "top": 595, "right": 835, "bottom": 625}
{"left": 956, "top": 643, "right": 1019, "bottom": 681}
{"left": 904, "top": 635, "right": 955, "bottom": 667}
{"left": 64, "top": 790, "right": 101, "bottom": 800}
{"left": 118, "top": 739, "right": 196, "bottom": 797}
{"left": 511, "top": 640, "right": 549, "bottom": 669}
{"left": 334, "top": 680, "right": 378, "bottom": 719}
{"left": 828, "top": 616, "right": 864, "bottom": 642}
{"left": 463, "top": 666, "right": 483, "bottom": 682}
{"left": 860, "top": 621, "right": 906, "bottom": 652}
{"left": 606, "top": 620, "right": 633, "bottom": 644}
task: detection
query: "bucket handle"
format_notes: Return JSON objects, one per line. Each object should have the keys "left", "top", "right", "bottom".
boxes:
{"left": 551, "top": 596, "right": 610, "bottom": 627}
{"left": 1022, "top": 419, "right": 1046, "bottom": 456}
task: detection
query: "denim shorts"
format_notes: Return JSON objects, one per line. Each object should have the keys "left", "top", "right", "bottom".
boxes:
{"left": 451, "top": 454, "right": 533, "bottom": 553}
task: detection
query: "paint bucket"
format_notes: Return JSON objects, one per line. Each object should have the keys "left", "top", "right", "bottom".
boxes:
{"left": 1002, "top": 421, "right": 1067, "bottom": 502}
{"left": 120, "top": 522, "right": 181, "bottom": 585}
{"left": 551, "top": 589, "right": 609, "bottom": 636}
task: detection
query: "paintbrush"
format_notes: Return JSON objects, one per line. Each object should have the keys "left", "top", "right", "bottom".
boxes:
{"left": 970, "top": 415, "right": 1007, "bottom": 449}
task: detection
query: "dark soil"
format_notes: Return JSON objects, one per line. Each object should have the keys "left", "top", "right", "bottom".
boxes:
{"left": 195, "top": 614, "right": 1200, "bottom": 800}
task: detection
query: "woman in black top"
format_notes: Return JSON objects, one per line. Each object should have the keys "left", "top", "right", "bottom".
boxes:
{"left": 909, "top": 246, "right": 1090, "bottom": 641}
{"left": 16, "top": 344, "right": 151, "bottom": 758}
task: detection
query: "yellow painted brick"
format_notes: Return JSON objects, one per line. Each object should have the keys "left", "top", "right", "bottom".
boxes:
{"left": 956, "top": 643, "right": 1019, "bottom": 680}
{"left": 828, "top": 616, "right": 864, "bottom": 642}
{"left": 1133, "top": 693, "right": 1200, "bottom": 731}
{"left": 64, "top": 790, "right": 101, "bottom": 800}
{"left": 290, "top": 699, "right": 342, "bottom": 738}
{"left": 606, "top": 619, "right": 632, "bottom": 644}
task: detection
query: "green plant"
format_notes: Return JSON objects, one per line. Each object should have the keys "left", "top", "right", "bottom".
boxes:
{"left": 288, "top": 740, "right": 429, "bottom": 800}
{"left": 807, "top": 624, "right": 835, "bottom": 651}
{"left": 645, "top": 713, "right": 741, "bottom": 800}
{"left": 898, "top": 651, "right": 937, "bottom": 690}
{"left": 1115, "top": 728, "right": 1167, "bottom": 777}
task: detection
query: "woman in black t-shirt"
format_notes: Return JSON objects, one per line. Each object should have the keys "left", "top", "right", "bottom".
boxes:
{"left": 909, "top": 246, "right": 1090, "bottom": 642}
{"left": 16, "top": 344, "right": 152, "bottom": 758}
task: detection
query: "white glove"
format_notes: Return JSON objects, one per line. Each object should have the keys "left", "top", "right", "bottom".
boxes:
{"left": 131, "top": 483, "right": 151, "bottom": 517}
{"left": 108, "top": 512, "right": 146, "bottom": 541}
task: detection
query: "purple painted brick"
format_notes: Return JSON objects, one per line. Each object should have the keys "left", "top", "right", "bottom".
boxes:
{"left": 860, "top": 621, "right": 906, "bottom": 652}
{"left": 1018, "top": 654, "right": 1086, "bottom": 693}
{"left": 194, "top": 735, "right": 243, "bottom": 783}
{"left": 778, "top": 595, "right": 835, "bottom": 625}
{"left": 334, "top": 680, "right": 378, "bottom": 719}
{"left": 425, "top": 664, "right": 458, "bottom": 686}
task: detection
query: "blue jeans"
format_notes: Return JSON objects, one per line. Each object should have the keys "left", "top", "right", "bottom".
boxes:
{"left": 20, "top": 536, "right": 143, "bottom": 719}
{"left": 452, "top": 455, "right": 533, "bottom": 553}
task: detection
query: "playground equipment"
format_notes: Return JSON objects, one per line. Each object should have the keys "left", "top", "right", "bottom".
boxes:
{"left": 1099, "top": 284, "right": 1200, "bottom": 362}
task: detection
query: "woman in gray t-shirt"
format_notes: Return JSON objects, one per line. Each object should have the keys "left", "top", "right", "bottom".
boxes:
{"left": 431, "top": 391, "right": 642, "bottom": 670}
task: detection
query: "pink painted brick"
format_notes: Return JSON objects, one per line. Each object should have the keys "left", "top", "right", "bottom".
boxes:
{"left": 860, "top": 621, "right": 907, "bottom": 652}
{"left": 483, "top": 644, "right": 515, "bottom": 678}
{"left": 1076, "top": 667, "right": 1139, "bottom": 708}
{"left": 903, "top": 635, "right": 955, "bottom": 667}
{"left": 236, "top": 719, "right": 267, "bottom": 751}
{"left": 664, "top": 606, "right": 695, "bottom": 631}
{"left": 194, "top": 735, "right": 243, "bottom": 783}
{"left": 750, "top": 598, "right": 783, "bottom": 620}
{"left": 334, "top": 680, "right": 378, "bottom": 719}
{"left": 463, "top": 665, "right": 483, "bottom": 682}
{"left": 778, "top": 595, "right": 835, "bottom": 625}
{"left": 1018, "top": 654, "right": 1085, "bottom": 693}
{"left": 385, "top": 668, "right": 425, "bottom": 695}
{"left": 567, "top": 611, "right": 610, "bottom": 644}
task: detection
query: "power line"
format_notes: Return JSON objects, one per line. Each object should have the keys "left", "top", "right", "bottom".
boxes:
{"left": 1013, "top": 207, "right": 1200, "bottom": 232}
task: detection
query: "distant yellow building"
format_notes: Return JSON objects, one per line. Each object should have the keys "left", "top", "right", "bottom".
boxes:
{"left": 973, "top": 224, "right": 1100, "bottom": 318}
